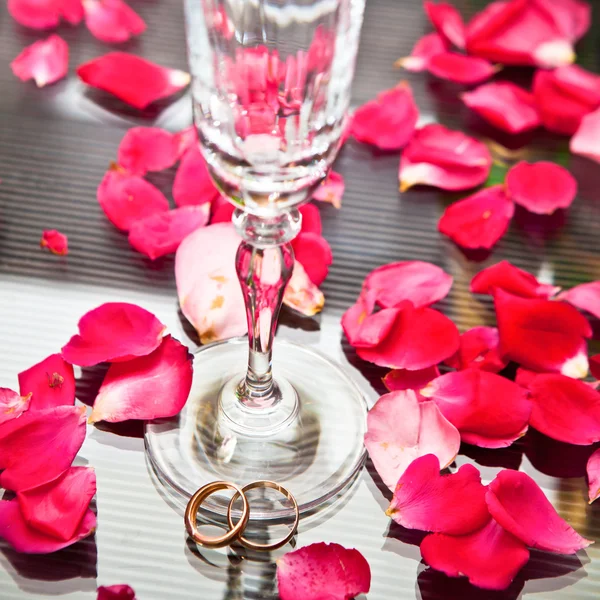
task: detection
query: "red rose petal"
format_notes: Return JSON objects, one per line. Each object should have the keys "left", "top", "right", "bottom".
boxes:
{"left": 60, "top": 0, "right": 84, "bottom": 24}
{"left": 422, "top": 369, "right": 531, "bottom": 448}
{"left": 210, "top": 201, "right": 235, "bottom": 225}
{"left": 587, "top": 449, "right": 600, "bottom": 503}
{"left": 40, "top": 229, "right": 68, "bottom": 256}
{"left": 0, "top": 405, "right": 87, "bottom": 492}
{"left": 117, "top": 127, "right": 179, "bottom": 176}
{"left": 98, "top": 586, "right": 136, "bottom": 600}
{"left": 506, "top": 161, "right": 577, "bottom": 215}
{"left": 533, "top": 65, "right": 600, "bottom": 135}
{"left": 18, "top": 466, "right": 96, "bottom": 541}
{"left": 276, "top": 542, "right": 371, "bottom": 600}
{"left": 175, "top": 126, "right": 197, "bottom": 158}
{"left": 590, "top": 354, "right": 600, "bottom": 380}
{"left": 559, "top": 281, "right": 600, "bottom": 319}
{"left": 18, "top": 353, "right": 75, "bottom": 411}
{"left": 11, "top": 35, "right": 68, "bottom": 88}
{"left": 421, "top": 518, "right": 530, "bottom": 591}
{"left": 97, "top": 165, "right": 169, "bottom": 231}
{"left": 298, "top": 203, "right": 321, "bottom": 235}
{"left": 571, "top": 108, "right": 600, "bottom": 163}
{"left": 0, "top": 388, "right": 31, "bottom": 425}
{"left": 427, "top": 53, "right": 497, "bottom": 85}
{"left": 77, "top": 52, "right": 190, "bottom": 110}
{"left": 383, "top": 366, "right": 440, "bottom": 392}
{"left": 291, "top": 233, "right": 332, "bottom": 287}
{"left": 399, "top": 124, "right": 492, "bottom": 192}
{"left": 61, "top": 302, "right": 165, "bottom": 367}
{"left": 387, "top": 455, "right": 489, "bottom": 535}
{"left": 312, "top": 170, "right": 344, "bottom": 208}
{"left": 395, "top": 32, "right": 447, "bottom": 72}
{"left": 486, "top": 469, "right": 592, "bottom": 553}
{"left": 445, "top": 326, "right": 507, "bottom": 373}
{"left": 438, "top": 185, "right": 514, "bottom": 250}
{"left": 283, "top": 261, "right": 325, "bottom": 317}
{"left": 526, "top": 373, "right": 600, "bottom": 445}
{"left": 462, "top": 82, "right": 541, "bottom": 134}
{"left": 494, "top": 289, "right": 591, "bottom": 376}
{"left": 350, "top": 83, "right": 419, "bottom": 151}
{"left": 0, "top": 499, "right": 95, "bottom": 554}
{"left": 424, "top": 1, "right": 466, "bottom": 49}
{"left": 83, "top": 0, "right": 145, "bottom": 43}
{"left": 8, "top": 0, "right": 63, "bottom": 29}
{"left": 354, "top": 309, "right": 399, "bottom": 349}
{"left": 90, "top": 335, "right": 192, "bottom": 423}
{"left": 128, "top": 205, "right": 210, "bottom": 260}
{"left": 471, "top": 260, "right": 560, "bottom": 299}
{"left": 365, "top": 391, "right": 460, "bottom": 490}
{"left": 173, "top": 146, "right": 221, "bottom": 208}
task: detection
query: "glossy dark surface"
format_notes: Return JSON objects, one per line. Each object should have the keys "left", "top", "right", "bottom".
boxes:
{"left": 0, "top": 1, "right": 599, "bottom": 598}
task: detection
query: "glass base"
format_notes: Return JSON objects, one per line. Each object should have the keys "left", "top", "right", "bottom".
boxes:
{"left": 145, "top": 338, "right": 367, "bottom": 521}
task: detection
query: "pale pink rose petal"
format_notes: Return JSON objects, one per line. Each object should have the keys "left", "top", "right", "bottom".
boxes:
{"left": 365, "top": 391, "right": 460, "bottom": 490}
{"left": 83, "top": 0, "right": 146, "bottom": 44}
{"left": 97, "top": 585, "right": 136, "bottom": 600}
{"left": 62, "top": 303, "right": 166, "bottom": 367}
{"left": 0, "top": 388, "right": 31, "bottom": 425}
{"left": 427, "top": 53, "right": 497, "bottom": 86}
{"left": 587, "top": 449, "right": 600, "bottom": 503}
{"left": 486, "top": 469, "right": 593, "bottom": 554}
{"left": 283, "top": 261, "right": 325, "bottom": 317}
{"left": 11, "top": 35, "right": 68, "bottom": 88}
{"left": 421, "top": 519, "right": 530, "bottom": 591}
{"left": 277, "top": 542, "right": 371, "bottom": 600}
{"left": 18, "top": 353, "right": 75, "bottom": 411}
{"left": 559, "top": 281, "right": 600, "bottom": 319}
{"left": 173, "top": 146, "right": 221, "bottom": 208}
{"left": 312, "top": 171, "right": 344, "bottom": 208}
{"left": 395, "top": 32, "right": 447, "bottom": 72}
{"left": 117, "top": 127, "right": 179, "bottom": 176}
{"left": 387, "top": 454, "right": 489, "bottom": 535}
{"left": 40, "top": 229, "right": 68, "bottom": 256}
{"left": 90, "top": 335, "right": 193, "bottom": 423}
{"left": 571, "top": 108, "right": 600, "bottom": 163}
{"left": 445, "top": 326, "right": 507, "bottom": 373}
{"left": 383, "top": 366, "right": 440, "bottom": 392}
{"left": 424, "top": 1, "right": 466, "bottom": 49}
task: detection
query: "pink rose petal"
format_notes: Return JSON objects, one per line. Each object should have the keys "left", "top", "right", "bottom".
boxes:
{"left": 173, "top": 146, "right": 221, "bottom": 208}
{"left": 8, "top": 0, "right": 83, "bottom": 29}
{"left": 445, "top": 326, "right": 507, "bottom": 373}
{"left": 11, "top": 35, "right": 68, "bottom": 88}
{"left": 40, "top": 229, "right": 68, "bottom": 256}
{"left": 83, "top": 0, "right": 145, "bottom": 43}
{"left": 283, "top": 261, "right": 325, "bottom": 317}
{"left": 351, "top": 308, "right": 398, "bottom": 349}
{"left": 570, "top": 107, "right": 600, "bottom": 163}
{"left": 0, "top": 388, "right": 31, "bottom": 425}
{"left": 98, "top": 586, "right": 136, "bottom": 600}
{"left": 587, "top": 449, "right": 600, "bottom": 503}
{"left": 395, "top": 32, "right": 447, "bottom": 72}
{"left": 90, "top": 335, "right": 193, "bottom": 423}
{"left": 175, "top": 126, "right": 198, "bottom": 158}
{"left": 559, "top": 281, "right": 600, "bottom": 319}
{"left": 117, "top": 127, "right": 179, "bottom": 176}
{"left": 61, "top": 302, "right": 166, "bottom": 367}
{"left": 18, "top": 353, "right": 75, "bottom": 411}
{"left": 427, "top": 53, "right": 497, "bottom": 85}
{"left": 298, "top": 203, "right": 322, "bottom": 235}
{"left": 383, "top": 366, "right": 440, "bottom": 392}
{"left": 312, "top": 171, "right": 344, "bottom": 208}
{"left": 424, "top": 1, "right": 466, "bottom": 49}
{"left": 365, "top": 391, "right": 460, "bottom": 490}
{"left": 486, "top": 469, "right": 593, "bottom": 554}
{"left": 277, "top": 542, "right": 371, "bottom": 600}
{"left": 291, "top": 232, "right": 332, "bottom": 287}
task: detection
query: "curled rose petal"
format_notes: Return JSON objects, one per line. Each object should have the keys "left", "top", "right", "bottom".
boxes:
{"left": 438, "top": 185, "right": 514, "bottom": 250}
{"left": 0, "top": 405, "right": 87, "bottom": 492}
{"left": 0, "top": 388, "right": 31, "bottom": 425}
{"left": 559, "top": 281, "right": 600, "bottom": 319}
{"left": 97, "top": 165, "right": 169, "bottom": 231}
{"left": 421, "top": 519, "right": 530, "bottom": 591}
{"left": 8, "top": 0, "right": 82, "bottom": 29}
{"left": 383, "top": 366, "right": 440, "bottom": 392}
{"left": 0, "top": 500, "right": 95, "bottom": 555}
{"left": 350, "top": 83, "right": 419, "bottom": 151}
{"left": 365, "top": 391, "right": 460, "bottom": 490}
{"left": 424, "top": 1, "right": 465, "bottom": 49}
{"left": 395, "top": 32, "right": 447, "bottom": 72}
{"left": 506, "top": 161, "right": 577, "bottom": 215}
{"left": 526, "top": 373, "right": 600, "bottom": 445}
{"left": 298, "top": 203, "right": 321, "bottom": 235}
{"left": 117, "top": 127, "right": 179, "bottom": 176}
{"left": 98, "top": 586, "right": 136, "bottom": 600}
{"left": 11, "top": 35, "right": 68, "bottom": 88}
{"left": 399, "top": 124, "right": 492, "bottom": 192}
{"left": 570, "top": 108, "right": 600, "bottom": 163}
{"left": 587, "top": 449, "right": 600, "bottom": 503}
{"left": 445, "top": 326, "right": 507, "bottom": 373}
{"left": 83, "top": 0, "right": 145, "bottom": 43}
{"left": 40, "top": 229, "right": 68, "bottom": 256}
{"left": 77, "top": 52, "right": 190, "bottom": 110}
{"left": 312, "top": 171, "right": 344, "bottom": 208}
{"left": 283, "top": 261, "right": 325, "bottom": 317}
{"left": 462, "top": 82, "right": 541, "bottom": 134}
{"left": 494, "top": 289, "right": 591, "bottom": 376}
{"left": 351, "top": 308, "right": 398, "bottom": 349}
{"left": 486, "top": 469, "right": 592, "bottom": 554}
{"left": 128, "top": 205, "right": 210, "bottom": 260}
{"left": 61, "top": 302, "right": 165, "bottom": 367}
{"left": 276, "top": 542, "right": 371, "bottom": 600}
{"left": 291, "top": 233, "right": 332, "bottom": 287}
{"left": 18, "top": 353, "right": 75, "bottom": 411}
{"left": 386, "top": 455, "right": 489, "bottom": 535}
{"left": 471, "top": 260, "right": 560, "bottom": 299}
{"left": 173, "top": 146, "right": 221, "bottom": 208}
{"left": 18, "top": 466, "right": 96, "bottom": 541}
{"left": 427, "top": 53, "right": 497, "bottom": 85}
{"left": 90, "top": 335, "right": 193, "bottom": 423}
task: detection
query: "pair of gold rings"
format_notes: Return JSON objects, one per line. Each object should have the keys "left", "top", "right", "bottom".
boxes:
{"left": 184, "top": 480, "right": 299, "bottom": 552}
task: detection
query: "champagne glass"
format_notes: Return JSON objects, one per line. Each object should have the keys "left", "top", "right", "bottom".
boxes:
{"left": 146, "top": 0, "right": 367, "bottom": 520}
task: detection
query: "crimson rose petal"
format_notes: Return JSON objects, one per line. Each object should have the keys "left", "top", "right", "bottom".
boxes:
{"left": 298, "top": 203, "right": 321, "bottom": 235}
{"left": 276, "top": 542, "right": 371, "bottom": 600}
{"left": 97, "top": 166, "right": 169, "bottom": 231}
{"left": 291, "top": 233, "right": 332, "bottom": 287}
{"left": 591, "top": 354, "right": 600, "bottom": 380}
{"left": 387, "top": 455, "right": 489, "bottom": 535}
{"left": 494, "top": 289, "right": 591, "bottom": 377}
{"left": 350, "top": 83, "right": 419, "bottom": 151}
{"left": 399, "top": 124, "right": 492, "bottom": 192}
{"left": 18, "top": 353, "right": 75, "bottom": 411}
{"left": 61, "top": 302, "right": 165, "bottom": 367}
{"left": 438, "top": 185, "right": 514, "bottom": 250}
{"left": 128, "top": 205, "right": 210, "bottom": 260}
{"left": 571, "top": 108, "right": 600, "bottom": 163}
{"left": 462, "top": 82, "right": 541, "bottom": 134}
{"left": 445, "top": 326, "right": 507, "bottom": 373}
{"left": 587, "top": 449, "right": 600, "bottom": 503}
{"left": 526, "top": 373, "right": 600, "bottom": 445}
{"left": 427, "top": 53, "right": 497, "bottom": 85}
{"left": 77, "top": 52, "right": 190, "bottom": 110}
{"left": 117, "top": 127, "right": 179, "bottom": 176}
{"left": 90, "top": 335, "right": 193, "bottom": 423}
{"left": 40, "top": 229, "right": 68, "bottom": 256}
{"left": 559, "top": 281, "right": 600, "bottom": 319}
{"left": 420, "top": 519, "right": 530, "bottom": 591}
{"left": 0, "top": 405, "right": 87, "bottom": 492}
{"left": 365, "top": 391, "right": 460, "bottom": 490}
{"left": 83, "top": 0, "right": 145, "bottom": 43}
{"left": 0, "top": 388, "right": 31, "bottom": 425}
{"left": 173, "top": 146, "right": 221, "bottom": 207}
{"left": 312, "top": 171, "right": 344, "bottom": 208}
{"left": 486, "top": 470, "right": 592, "bottom": 553}
{"left": 98, "top": 586, "right": 136, "bottom": 600}
{"left": 383, "top": 366, "right": 440, "bottom": 392}
{"left": 11, "top": 35, "right": 68, "bottom": 88}
{"left": 424, "top": 1, "right": 465, "bottom": 49}
{"left": 395, "top": 32, "right": 447, "bottom": 72}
